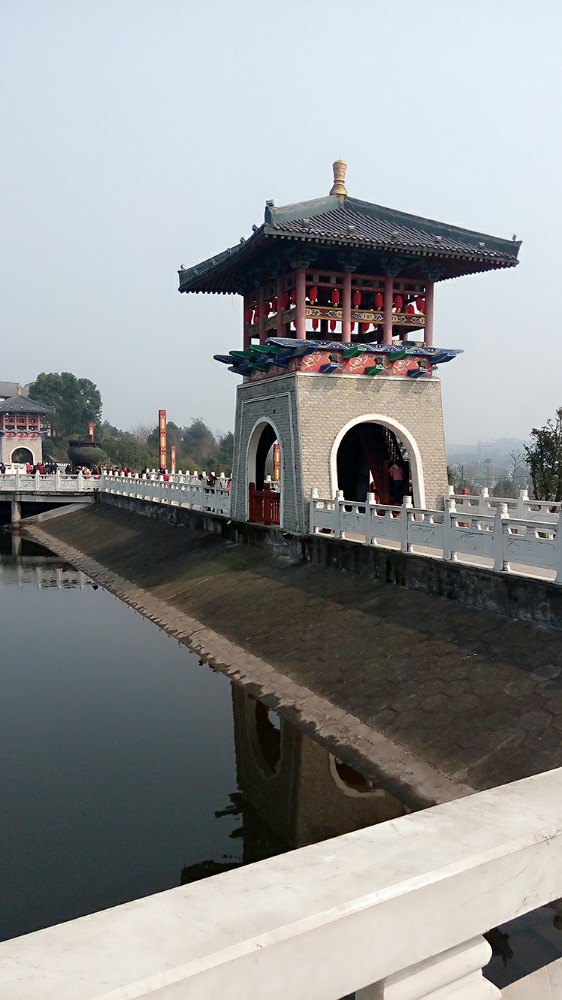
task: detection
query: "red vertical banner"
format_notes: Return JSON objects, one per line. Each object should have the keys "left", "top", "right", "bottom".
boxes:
{"left": 158, "top": 410, "right": 167, "bottom": 470}
{"left": 170, "top": 445, "right": 177, "bottom": 474}
{"left": 273, "top": 442, "right": 281, "bottom": 482}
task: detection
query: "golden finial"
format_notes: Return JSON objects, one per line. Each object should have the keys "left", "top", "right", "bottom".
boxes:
{"left": 330, "top": 159, "right": 348, "bottom": 196}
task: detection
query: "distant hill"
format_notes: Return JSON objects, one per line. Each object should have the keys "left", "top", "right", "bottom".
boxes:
{"left": 447, "top": 438, "right": 528, "bottom": 466}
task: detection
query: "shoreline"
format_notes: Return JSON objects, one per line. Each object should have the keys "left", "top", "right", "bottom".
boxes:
{"left": 20, "top": 520, "right": 472, "bottom": 811}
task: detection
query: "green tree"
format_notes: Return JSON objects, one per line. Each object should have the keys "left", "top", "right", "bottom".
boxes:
{"left": 182, "top": 418, "right": 218, "bottom": 465}
{"left": 524, "top": 407, "right": 562, "bottom": 500}
{"left": 29, "top": 372, "right": 102, "bottom": 439}
{"left": 492, "top": 477, "right": 518, "bottom": 499}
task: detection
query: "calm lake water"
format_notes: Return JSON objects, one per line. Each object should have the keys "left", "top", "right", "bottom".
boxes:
{"left": 0, "top": 532, "right": 559, "bottom": 991}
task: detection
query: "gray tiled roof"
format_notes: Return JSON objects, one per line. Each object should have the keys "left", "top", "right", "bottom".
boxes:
{"left": 0, "top": 381, "right": 28, "bottom": 400}
{"left": 178, "top": 193, "right": 521, "bottom": 294}
{"left": 0, "top": 395, "right": 54, "bottom": 414}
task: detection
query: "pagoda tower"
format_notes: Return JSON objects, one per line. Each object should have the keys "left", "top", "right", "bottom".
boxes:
{"left": 179, "top": 163, "right": 520, "bottom": 532}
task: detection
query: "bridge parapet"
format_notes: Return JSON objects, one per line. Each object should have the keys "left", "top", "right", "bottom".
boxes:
{"left": 0, "top": 472, "right": 100, "bottom": 494}
{"left": 1, "top": 766, "right": 562, "bottom": 998}
{"left": 310, "top": 490, "right": 562, "bottom": 584}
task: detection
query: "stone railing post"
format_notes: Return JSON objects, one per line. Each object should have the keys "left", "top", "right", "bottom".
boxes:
{"left": 554, "top": 521, "right": 562, "bottom": 584}
{"left": 55, "top": 469, "right": 61, "bottom": 491}
{"left": 493, "top": 504, "right": 508, "bottom": 572}
{"left": 442, "top": 497, "right": 456, "bottom": 561}
{"left": 356, "top": 936, "right": 499, "bottom": 999}
{"left": 335, "top": 489, "right": 344, "bottom": 538}
{"left": 34, "top": 470, "right": 41, "bottom": 491}
{"left": 366, "top": 492, "right": 376, "bottom": 545}
{"left": 77, "top": 471, "right": 83, "bottom": 492}
{"left": 310, "top": 488, "right": 318, "bottom": 533}
{"left": 517, "top": 488, "right": 529, "bottom": 518}
{"left": 400, "top": 495, "right": 412, "bottom": 553}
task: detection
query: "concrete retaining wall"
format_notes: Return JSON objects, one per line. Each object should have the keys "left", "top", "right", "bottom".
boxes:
{"left": 100, "top": 492, "right": 562, "bottom": 631}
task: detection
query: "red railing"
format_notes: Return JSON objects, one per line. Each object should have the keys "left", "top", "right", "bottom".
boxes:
{"left": 249, "top": 483, "right": 280, "bottom": 526}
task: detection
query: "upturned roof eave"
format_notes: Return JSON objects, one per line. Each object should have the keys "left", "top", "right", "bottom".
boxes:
{"left": 178, "top": 228, "right": 519, "bottom": 294}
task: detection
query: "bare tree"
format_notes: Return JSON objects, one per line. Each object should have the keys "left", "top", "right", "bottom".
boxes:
{"left": 508, "top": 449, "right": 527, "bottom": 485}
{"left": 128, "top": 423, "right": 152, "bottom": 444}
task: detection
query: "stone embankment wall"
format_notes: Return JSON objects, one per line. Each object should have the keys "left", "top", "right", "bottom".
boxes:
{"left": 21, "top": 502, "right": 562, "bottom": 810}
{"left": 102, "top": 491, "right": 562, "bottom": 631}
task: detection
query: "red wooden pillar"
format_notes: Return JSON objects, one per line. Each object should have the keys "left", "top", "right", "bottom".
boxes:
{"left": 243, "top": 293, "right": 251, "bottom": 350}
{"left": 383, "top": 276, "right": 393, "bottom": 345}
{"left": 276, "top": 277, "right": 284, "bottom": 336}
{"left": 342, "top": 272, "right": 352, "bottom": 343}
{"left": 259, "top": 286, "right": 267, "bottom": 345}
{"left": 296, "top": 267, "right": 306, "bottom": 340}
{"left": 424, "top": 281, "right": 434, "bottom": 348}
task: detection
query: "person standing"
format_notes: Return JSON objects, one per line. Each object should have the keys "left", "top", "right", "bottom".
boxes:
{"left": 388, "top": 462, "right": 405, "bottom": 504}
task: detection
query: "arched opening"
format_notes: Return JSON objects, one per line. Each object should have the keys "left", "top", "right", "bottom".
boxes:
{"left": 245, "top": 696, "right": 282, "bottom": 777}
{"left": 11, "top": 447, "right": 34, "bottom": 465}
{"left": 329, "top": 755, "right": 381, "bottom": 796}
{"left": 247, "top": 420, "right": 281, "bottom": 525}
{"left": 336, "top": 422, "right": 412, "bottom": 505}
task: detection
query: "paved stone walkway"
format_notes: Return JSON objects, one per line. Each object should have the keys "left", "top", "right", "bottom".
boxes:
{"left": 26, "top": 506, "right": 562, "bottom": 805}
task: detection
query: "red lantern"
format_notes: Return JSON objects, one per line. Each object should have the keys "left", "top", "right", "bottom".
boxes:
{"left": 331, "top": 288, "right": 341, "bottom": 306}
{"left": 393, "top": 295, "right": 403, "bottom": 310}
{"left": 329, "top": 319, "right": 337, "bottom": 332}
{"left": 244, "top": 307, "right": 253, "bottom": 324}
{"left": 406, "top": 303, "right": 416, "bottom": 315}
{"left": 279, "top": 292, "right": 289, "bottom": 311}
{"left": 312, "top": 318, "right": 319, "bottom": 330}
{"left": 350, "top": 322, "right": 356, "bottom": 333}
{"left": 374, "top": 292, "right": 383, "bottom": 309}
{"left": 265, "top": 301, "right": 271, "bottom": 314}
{"left": 360, "top": 322, "right": 370, "bottom": 334}
{"left": 289, "top": 288, "right": 297, "bottom": 305}
{"left": 271, "top": 297, "right": 278, "bottom": 312}
{"left": 418, "top": 298, "right": 426, "bottom": 314}
{"left": 309, "top": 285, "right": 318, "bottom": 303}
{"left": 352, "top": 290, "right": 361, "bottom": 307}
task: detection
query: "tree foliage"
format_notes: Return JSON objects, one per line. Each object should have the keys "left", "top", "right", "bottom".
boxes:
{"left": 29, "top": 372, "right": 102, "bottom": 439}
{"left": 524, "top": 407, "right": 562, "bottom": 501}
{"left": 100, "top": 417, "right": 234, "bottom": 472}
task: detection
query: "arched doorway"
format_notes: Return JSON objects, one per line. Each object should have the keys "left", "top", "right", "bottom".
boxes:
{"left": 333, "top": 418, "right": 423, "bottom": 507}
{"left": 11, "top": 447, "right": 34, "bottom": 465}
{"left": 246, "top": 420, "right": 281, "bottom": 525}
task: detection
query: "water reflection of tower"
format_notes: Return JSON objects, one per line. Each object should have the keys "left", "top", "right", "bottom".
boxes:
{"left": 231, "top": 686, "right": 408, "bottom": 856}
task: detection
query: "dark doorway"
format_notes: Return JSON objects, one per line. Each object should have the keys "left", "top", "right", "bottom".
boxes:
{"left": 254, "top": 424, "right": 276, "bottom": 490}
{"left": 336, "top": 423, "right": 410, "bottom": 504}
{"left": 11, "top": 447, "right": 34, "bottom": 464}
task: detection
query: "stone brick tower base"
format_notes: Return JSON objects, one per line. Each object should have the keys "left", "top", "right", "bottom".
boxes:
{"left": 231, "top": 372, "right": 449, "bottom": 534}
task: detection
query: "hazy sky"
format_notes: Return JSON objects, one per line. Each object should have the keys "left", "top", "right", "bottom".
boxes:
{"left": 2, "top": 0, "right": 561, "bottom": 444}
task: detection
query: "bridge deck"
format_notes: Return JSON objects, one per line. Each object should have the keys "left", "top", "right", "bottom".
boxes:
{"left": 25, "top": 504, "right": 562, "bottom": 808}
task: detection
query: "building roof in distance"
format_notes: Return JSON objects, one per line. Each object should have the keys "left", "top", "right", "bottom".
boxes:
{"left": 178, "top": 162, "right": 521, "bottom": 294}
{"left": 0, "top": 396, "right": 54, "bottom": 415}
{"left": 0, "top": 381, "right": 28, "bottom": 400}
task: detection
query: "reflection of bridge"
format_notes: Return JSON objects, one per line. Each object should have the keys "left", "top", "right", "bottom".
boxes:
{"left": 0, "top": 557, "right": 92, "bottom": 589}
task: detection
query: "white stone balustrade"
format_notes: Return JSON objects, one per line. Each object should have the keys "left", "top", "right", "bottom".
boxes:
{"left": 0, "top": 472, "right": 100, "bottom": 493}
{"left": 101, "top": 471, "right": 231, "bottom": 517}
{"left": 447, "top": 487, "right": 560, "bottom": 523}
{"left": 2, "top": 767, "right": 562, "bottom": 998}
{"left": 310, "top": 491, "right": 562, "bottom": 583}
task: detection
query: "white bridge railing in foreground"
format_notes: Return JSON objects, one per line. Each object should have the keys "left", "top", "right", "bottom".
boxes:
{"left": 0, "top": 472, "right": 100, "bottom": 493}
{"left": 448, "top": 486, "right": 560, "bottom": 523}
{"left": 1, "top": 767, "right": 562, "bottom": 998}
{"left": 102, "top": 471, "right": 231, "bottom": 517}
{"left": 311, "top": 491, "right": 562, "bottom": 583}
